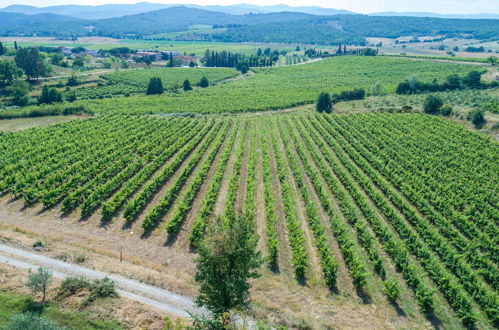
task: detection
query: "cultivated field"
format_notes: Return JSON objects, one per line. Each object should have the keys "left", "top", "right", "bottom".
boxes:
{"left": 62, "top": 56, "right": 478, "bottom": 114}
{"left": 0, "top": 111, "right": 497, "bottom": 328}
{"left": 73, "top": 67, "right": 238, "bottom": 99}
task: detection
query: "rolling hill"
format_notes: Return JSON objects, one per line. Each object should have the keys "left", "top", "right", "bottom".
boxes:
{"left": 0, "top": 12, "right": 78, "bottom": 28}
{"left": 0, "top": 2, "right": 351, "bottom": 20}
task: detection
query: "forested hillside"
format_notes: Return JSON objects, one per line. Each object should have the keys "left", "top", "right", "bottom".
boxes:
{"left": 1, "top": 6, "right": 497, "bottom": 42}
{"left": 0, "top": 12, "right": 77, "bottom": 28}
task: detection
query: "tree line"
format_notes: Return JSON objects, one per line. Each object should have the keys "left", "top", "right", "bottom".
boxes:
{"left": 201, "top": 48, "right": 280, "bottom": 72}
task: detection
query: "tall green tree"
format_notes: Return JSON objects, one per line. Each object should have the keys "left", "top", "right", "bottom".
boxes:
{"left": 7, "top": 81, "right": 30, "bottom": 106}
{"left": 236, "top": 61, "right": 249, "bottom": 74}
{"left": 14, "top": 48, "right": 47, "bottom": 81}
{"left": 463, "top": 70, "right": 482, "bottom": 87}
{"left": 168, "top": 52, "right": 174, "bottom": 67}
{"left": 38, "top": 85, "right": 62, "bottom": 104}
{"left": 0, "top": 42, "right": 5, "bottom": 55}
{"left": 0, "top": 61, "right": 23, "bottom": 85}
{"left": 146, "top": 77, "right": 164, "bottom": 95}
{"left": 194, "top": 213, "right": 262, "bottom": 324}
{"left": 316, "top": 92, "right": 333, "bottom": 113}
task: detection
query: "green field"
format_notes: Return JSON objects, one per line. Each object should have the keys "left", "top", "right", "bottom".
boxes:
{"left": 69, "top": 56, "right": 478, "bottom": 114}
{"left": 73, "top": 67, "right": 238, "bottom": 99}
{"left": 0, "top": 38, "right": 282, "bottom": 56}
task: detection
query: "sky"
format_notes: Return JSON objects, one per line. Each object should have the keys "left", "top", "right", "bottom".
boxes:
{"left": 0, "top": 0, "right": 498, "bottom": 14}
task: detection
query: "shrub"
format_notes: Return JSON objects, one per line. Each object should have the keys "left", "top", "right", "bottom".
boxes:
{"left": 75, "top": 253, "right": 86, "bottom": 263}
{"left": 82, "top": 277, "right": 118, "bottom": 306}
{"left": 198, "top": 76, "right": 209, "bottom": 88}
{"left": 482, "top": 101, "right": 499, "bottom": 114}
{"left": 56, "top": 276, "right": 91, "bottom": 299}
{"left": 440, "top": 104, "right": 453, "bottom": 116}
{"left": 66, "top": 75, "right": 79, "bottom": 87}
{"left": 62, "top": 105, "right": 91, "bottom": 115}
{"left": 333, "top": 88, "right": 365, "bottom": 102}
{"left": 32, "top": 240, "right": 44, "bottom": 248}
{"left": 423, "top": 95, "right": 443, "bottom": 114}
{"left": 6, "top": 312, "right": 62, "bottom": 330}
{"left": 468, "top": 108, "right": 485, "bottom": 126}
{"left": 370, "top": 82, "right": 385, "bottom": 96}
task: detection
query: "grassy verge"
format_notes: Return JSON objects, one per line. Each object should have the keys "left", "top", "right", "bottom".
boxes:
{"left": 0, "top": 290, "right": 124, "bottom": 330}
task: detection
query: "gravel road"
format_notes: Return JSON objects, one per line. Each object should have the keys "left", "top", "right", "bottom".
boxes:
{"left": 0, "top": 243, "right": 205, "bottom": 318}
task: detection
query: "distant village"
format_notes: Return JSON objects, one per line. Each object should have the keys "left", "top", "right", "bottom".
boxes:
{"left": 59, "top": 46, "right": 198, "bottom": 67}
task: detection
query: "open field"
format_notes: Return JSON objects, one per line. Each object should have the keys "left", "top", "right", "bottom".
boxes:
{"left": 0, "top": 37, "right": 291, "bottom": 56}
{"left": 0, "top": 111, "right": 497, "bottom": 328}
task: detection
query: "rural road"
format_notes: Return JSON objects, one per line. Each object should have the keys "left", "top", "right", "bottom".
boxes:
{"left": 0, "top": 243, "right": 204, "bottom": 318}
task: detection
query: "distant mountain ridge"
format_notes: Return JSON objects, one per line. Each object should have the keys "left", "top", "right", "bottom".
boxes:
{"left": 0, "top": 6, "right": 316, "bottom": 37}
{"left": 1, "top": 2, "right": 497, "bottom": 20}
{"left": 0, "top": 2, "right": 351, "bottom": 19}
{"left": 0, "top": 5, "right": 497, "bottom": 43}
{"left": 0, "top": 12, "right": 78, "bottom": 28}
{"left": 371, "top": 11, "right": 499, "bottom": 19}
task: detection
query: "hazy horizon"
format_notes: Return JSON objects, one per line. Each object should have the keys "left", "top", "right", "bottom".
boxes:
{"left": 2, "top": 0, "right": 499, "bottom": 15}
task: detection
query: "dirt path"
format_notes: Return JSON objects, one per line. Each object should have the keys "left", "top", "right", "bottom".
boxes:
{"left": 0, "top": 243, "right": 202, "bottom": 318}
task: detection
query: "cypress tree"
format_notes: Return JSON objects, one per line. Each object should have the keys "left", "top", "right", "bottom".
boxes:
{"left": 316, "top": 92, "right": 333, "bottom": 113}
{"left": 146, "top": 77, "right": 164, "bottom": 95}
{"left": 183, "top": 79, "right": 192, "bottom": 91}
